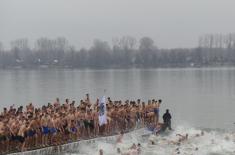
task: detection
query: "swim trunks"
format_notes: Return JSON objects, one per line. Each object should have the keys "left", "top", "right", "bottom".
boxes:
{"left": 12, "top": 135, "right": 25, "bottom": 143}
{"left": 27, "top": 130, "right": 36, "bottom": 137}
{"left": 89, "top": 120, "right": 94, "bottom": 130}
{"left": 84, "top": 120, "right": 90, "bottom": 129}
{"left": 42, "top": 126, "right": 49, "bottom": 135}
{"left": 71, "top": 127, "right": 77, "bottom": 133}
{"left": 0, "top": 135, "right": 6, "bottom": 142}
{"left": 50, "top": 128, "right": 57, "bottom": 134}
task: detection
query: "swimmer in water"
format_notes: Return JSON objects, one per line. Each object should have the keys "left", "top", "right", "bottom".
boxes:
{"left": 176, "top": 133, "right": 188, "bottom": 142}
{"left": 137, "top": 143, "right": 141, "bottom": 154}
{"left": 148, "top": 134, "right": 157, "bottom": 145}
{"left": 116, "top": 143, "right": 140, "bottom": 155}
{"left": 174, "top": 148, "right": 181, "bottom": 155}
{"left": 128, "top": 144, "right": 139, "bottom": 155}
{"left": 99, "top": 149, "right": 103, "bottom": 155}
{"left": 211, "top": 139, "right": 215, "bottom": 144}
{"left": 224, "top": 135, "right": 230, "bottom": 141}
{"left": 117, "top": 147, "right": 121, "bottom": 154}
{"left": 195, "top": 131, "right": 205, "bottom": 137}
{"left": 201, "top": 131, "right": 204, "bottom": 136}
{"left": 169, "top": 133, "right": 188, "bottom": 145}
{"left": 130, "top": 143, "right": 137, "bottom": 149}
{"left": 116, "top": 131, "right": 124, "bottom": 143}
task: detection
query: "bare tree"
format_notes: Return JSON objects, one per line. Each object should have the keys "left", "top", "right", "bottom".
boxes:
{"left": 1, "top": 34, "right": 235, "bottom": 69}
{"left": 89, "top": 39, "right": 111, "bottom": 68}
{"left": 10, "top": 38, "right": 31, "bottom": 66}
{"left": 137, "top": 37, "right": 158, "bottom": 67}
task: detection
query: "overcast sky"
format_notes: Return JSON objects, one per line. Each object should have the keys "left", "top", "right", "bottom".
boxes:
{"left": 0, "top": 0, "right": 235, "bottom": 49}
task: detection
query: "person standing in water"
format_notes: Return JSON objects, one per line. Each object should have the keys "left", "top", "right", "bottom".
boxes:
{"left": 163, "top": 109, "right": 172, "bottom": 130}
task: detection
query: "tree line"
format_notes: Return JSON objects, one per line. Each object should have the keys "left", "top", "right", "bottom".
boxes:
{"left": 0, "top": 34, "right": 235, "bottom": 69}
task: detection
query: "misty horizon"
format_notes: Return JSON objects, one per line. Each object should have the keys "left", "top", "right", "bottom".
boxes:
{"left": 0, "top": 35, "right": 204, "bottom": 50}
{"left": 1, "top": 33, "right": 235, "bottom": 50}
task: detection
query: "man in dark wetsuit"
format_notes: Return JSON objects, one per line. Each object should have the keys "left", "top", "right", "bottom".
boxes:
{"left": 162, "top": 109, "right": 172, "bottom": 131}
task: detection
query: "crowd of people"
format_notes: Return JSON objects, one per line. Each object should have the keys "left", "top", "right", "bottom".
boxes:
{"left": 0, "top": 94, "right": 162, "bottom": 154}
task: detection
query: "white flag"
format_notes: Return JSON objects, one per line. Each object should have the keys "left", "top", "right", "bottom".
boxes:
{"left": 98, "top": 96, "right": 107, "bottom": 126}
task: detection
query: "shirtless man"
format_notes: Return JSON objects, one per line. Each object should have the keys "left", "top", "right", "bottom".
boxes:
{"left": 74, "top": 107, "right": 81, "bottom": 138}
{"left": 9, "top": 119, "right": 21, "bottom": 151}
{"left": 78, "top": 108, "right": 86, "bottom": 138}
{"left": 146, "top": 100, "right": 155, "bottom": 123}
{"left": 108, "top": 106, "right": 115, "bottom": 134}
{"left": 135, "top": 105, "right": 141, "bottom": 128}
{"left": 69, "top": 119, "right": 78, "bottom": 141}
{"left": 3, "top": 118, "right": 11, "bottom": 152}
{"left": 153, "top": 100, "right": 158, "bottom": 124}
{"left": 125, "top": 104, "right": 132, "bottom": 130}
{"left": 34, "top": 115, "right": 42, "bottom": 147}
{"left": 92, "top": 107, "right": 99, "bottom": 136}
{"left": 88, "top": 108, "right": 95, "bottom": 136}
{"left": 117, "top": 105, "right": 125, "bottom": 131}
{"left": 141, "top": 102, "right": 147, "bottom": 126}
{"left": 67, "top": 109, "right": 75, "bottom": 135}
{"left": 27, "top": 116, "right": 37, "bottom": 148}
{"left": 54, "top": 113, "right": 63, "bottom": 145}
{"left": 61, "top": 114, "right": 70, "bottom": 142}
{"left": 0, "top": 119, "right": 7, "bottom": 153}
{"left": 85, "top": 94, "right": 90, "bottom": 104}
{"left": 84, "top": 109, "right": 93, "bottom": 137}
{"left": 65, "top": 99, "right": 70, "bottom": 110}
{"left": 17, "top": 121, "right": 27, "bottom": 151}
{"left": 26, "top": 103, "right": 34, "bottom": 114}
{"left": 130, "top": 104, "right": 137, "bottom": 129}
{"left": 113, "top": 105, "right": 119, "bottom": 130}
{"left": 41, "top": 114, "right": 49, "bottom": 146}
{"left": 49, "top": 114, "right": 58, "bottom": 145}
{"left": 54, "top": 98, "right": 60, "bottom": 107}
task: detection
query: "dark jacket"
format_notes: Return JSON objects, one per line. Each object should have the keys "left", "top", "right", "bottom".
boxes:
{"left": 163, "top": 112, "right": 171, "bottom": 123}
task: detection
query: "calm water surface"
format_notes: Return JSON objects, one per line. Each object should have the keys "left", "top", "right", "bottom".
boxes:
{"left": 0, "top": 68, "right": 235, "bottom": 130}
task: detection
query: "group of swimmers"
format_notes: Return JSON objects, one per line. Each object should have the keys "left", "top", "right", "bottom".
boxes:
{"left": 98, "top": 131, "right": 141, "bottom": 155}
{"left": 0, "top": 94, "right": 162, "bottom": 154}
{"left": 99, "top": 143, "right": 141, "bottom": 155}
{"left": 147, "top": 130, "right": 205, "bottom": 155}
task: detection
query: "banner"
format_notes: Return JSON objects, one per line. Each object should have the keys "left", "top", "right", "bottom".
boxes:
{"left": 98, "top": 96, "right": 107, "bottom": 126}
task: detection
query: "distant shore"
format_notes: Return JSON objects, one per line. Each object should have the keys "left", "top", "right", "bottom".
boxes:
{"left": 1, "top": 34, "right": 235, "bottom": 70}
{"left": 1, "top": 65, "right": 235, "bottom": 70}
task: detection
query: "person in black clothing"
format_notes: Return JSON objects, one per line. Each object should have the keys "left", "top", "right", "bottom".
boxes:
{"left": 162, "top": 109, "right": 172, "bottom": 130}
